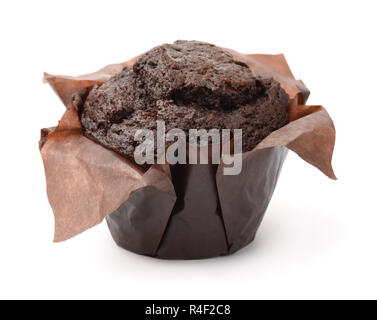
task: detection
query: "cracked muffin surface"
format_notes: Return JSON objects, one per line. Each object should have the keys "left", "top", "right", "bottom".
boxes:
{"left": 80, "top": 40, "right": 289, "bottom": 159}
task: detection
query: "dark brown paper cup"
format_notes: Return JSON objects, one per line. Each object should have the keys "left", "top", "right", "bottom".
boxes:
{"left": 106, "top": 147, "right": 287, "bottom": 259}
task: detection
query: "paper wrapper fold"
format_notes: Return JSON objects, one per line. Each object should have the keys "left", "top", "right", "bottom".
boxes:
{"left": 40, "top": 50, "right": 336, "bottom": 259}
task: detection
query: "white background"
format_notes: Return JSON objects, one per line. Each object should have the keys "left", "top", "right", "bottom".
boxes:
{"left": 0, "top": 0, "right": 376, "bottom": 300}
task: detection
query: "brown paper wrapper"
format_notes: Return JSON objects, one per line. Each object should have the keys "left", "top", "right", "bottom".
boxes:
{"left": 40, "top": 50, "right": 336, "bottom": 259}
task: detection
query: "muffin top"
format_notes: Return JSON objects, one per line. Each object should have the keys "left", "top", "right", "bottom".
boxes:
{"left": 80, "top": 40, "right": 289, "bottom": 159}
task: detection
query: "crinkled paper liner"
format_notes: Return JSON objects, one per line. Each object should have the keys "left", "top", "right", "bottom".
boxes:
{"left": 40, "top": 50, "right": 336, "bottom": 259}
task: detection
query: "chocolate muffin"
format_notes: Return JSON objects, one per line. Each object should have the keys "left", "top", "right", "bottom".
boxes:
{"left": 80, "top": 40, "right": 289, "bottom": 160}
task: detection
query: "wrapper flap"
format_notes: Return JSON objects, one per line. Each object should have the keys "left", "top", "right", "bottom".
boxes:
{"left": 43, "top": 57, "right": 137, "bottom": 107}
{"left": 255, "top": 106, "right": 336, "bottom": 179}
{"left": 238, "top": 52, "right": 310, "bottom": 104}
{"left": 41, "top": 91, "right": 175, "bottom": 242}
